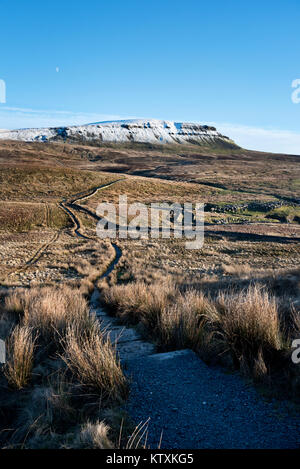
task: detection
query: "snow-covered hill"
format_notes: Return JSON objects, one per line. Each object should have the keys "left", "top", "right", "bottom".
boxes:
{"left": 0, "top": 119, "right": 235, "bottom": 146}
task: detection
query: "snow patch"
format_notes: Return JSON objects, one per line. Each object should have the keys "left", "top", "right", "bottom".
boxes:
{"left": 0, "top": 118, "right": 230, "bottom": 145}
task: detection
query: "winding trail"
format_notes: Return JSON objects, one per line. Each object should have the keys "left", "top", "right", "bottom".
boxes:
{"left": 2, "top": 179, "right": 124, "bottom": 282}
{"left": 6, "top": 174, "right": 300, "bottom": 448}
{"left": 59, "top": 201, "right": 90, "bottom": 239}
{"left": 58, "top": 179, "right": 157, "bottom": 368}
{"left": 63, "top": 176, "right": 300, "bottom": 449}
{"left": 59, "top": 178, "right": 124, "bottom": 239}
{"left": 63, "top": 179, "right": 157, "bottom": 363}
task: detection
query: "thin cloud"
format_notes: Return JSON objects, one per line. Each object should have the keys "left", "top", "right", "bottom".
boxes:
{"left": 0, "top": 106, "right": 133, "bottom": 130}
{"left": 210, "top": 122, "right": 300, "bottom": 155}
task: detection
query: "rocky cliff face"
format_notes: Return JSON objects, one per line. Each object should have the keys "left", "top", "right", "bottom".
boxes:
{"left": 0, "top": 119, "right": 235, "bottom": 146}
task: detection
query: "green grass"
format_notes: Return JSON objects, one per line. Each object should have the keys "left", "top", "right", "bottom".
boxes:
{"left": 266, "top": 206, "right": 300, "bottom": 223}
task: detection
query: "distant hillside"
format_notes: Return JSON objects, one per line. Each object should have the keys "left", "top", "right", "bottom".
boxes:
{"left": 0, "top": 137, "right": 299, "bottom": 204}
{"left": 0, "top": 118, "right": 238, "bottom": 148}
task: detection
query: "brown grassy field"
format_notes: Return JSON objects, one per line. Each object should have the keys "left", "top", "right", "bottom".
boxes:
{"left": 0, "top": 201, "right": 69, "bottom": 232}
{"left": 0, "top": 138, "right": 299, "bottom": 448}
{"left": 0, "top": 139, "right": 299, "bottom": 201}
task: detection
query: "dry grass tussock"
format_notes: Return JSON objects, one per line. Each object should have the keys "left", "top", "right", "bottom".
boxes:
{"left": 1, "top": 283, "right": 129, "bottom": 448}
{"left": 158, "top": 290, "right": 218, "bottom": 351}
{"left": 4, "top": 325, "right": 36, "bottom": 389}
{"left": 12, "top": 374, "right": 76, "bottom": 447}
{"left": 70, "top": 421, "right": 113, "bottom": 449}
{"left": 4, "top": 286, "right": 127, "bottom": 402}
{"left": 102, "top": 279, "right": 296, "bottom": 382}
{"left": 102, "top": 281, "right": 217, "bottom": 352}
{"left": 5, "top": 288, "right": 31, "bottom": 315}
{"left": 5, "top": 286, "right": 91, "bottom": 344}
{"left": 214, "top": 285, "right": 283, "bottom": 374}
{"left": 66, "top": 417, "right": 153, "bottom": 449}
{"left": 221, "top": 263, "right": 251, "bottom": 277}
{"left": 102, "top": 279, "right": 176, "bottom": 328}
{"left": 61, "top": 321, "right": 127, "bottom": 403}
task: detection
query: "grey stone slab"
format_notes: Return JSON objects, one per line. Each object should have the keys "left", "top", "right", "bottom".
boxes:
{"left": 118, "top": 340, "right": 156, "bottom": 362}
{"left": 104, "top": 327, "right": 140, "bottom": 344}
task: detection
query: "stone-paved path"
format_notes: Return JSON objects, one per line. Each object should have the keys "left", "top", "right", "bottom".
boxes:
{"left": 90, "top": 289, "right": 300, "bottom": 449}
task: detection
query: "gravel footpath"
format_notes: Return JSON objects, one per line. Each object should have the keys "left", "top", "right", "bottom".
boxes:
{"left": 124, "top": 350, "right": 300, "bottom": 449}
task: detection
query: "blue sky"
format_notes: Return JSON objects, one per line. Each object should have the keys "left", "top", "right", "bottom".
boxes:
{"left": 0, "top": 0, "right": 300, "bottom": 153}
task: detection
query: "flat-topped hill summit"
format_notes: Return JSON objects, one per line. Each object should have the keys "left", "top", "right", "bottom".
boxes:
{"left": 0, "top": 118, "right": 236, "bottom": 146}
